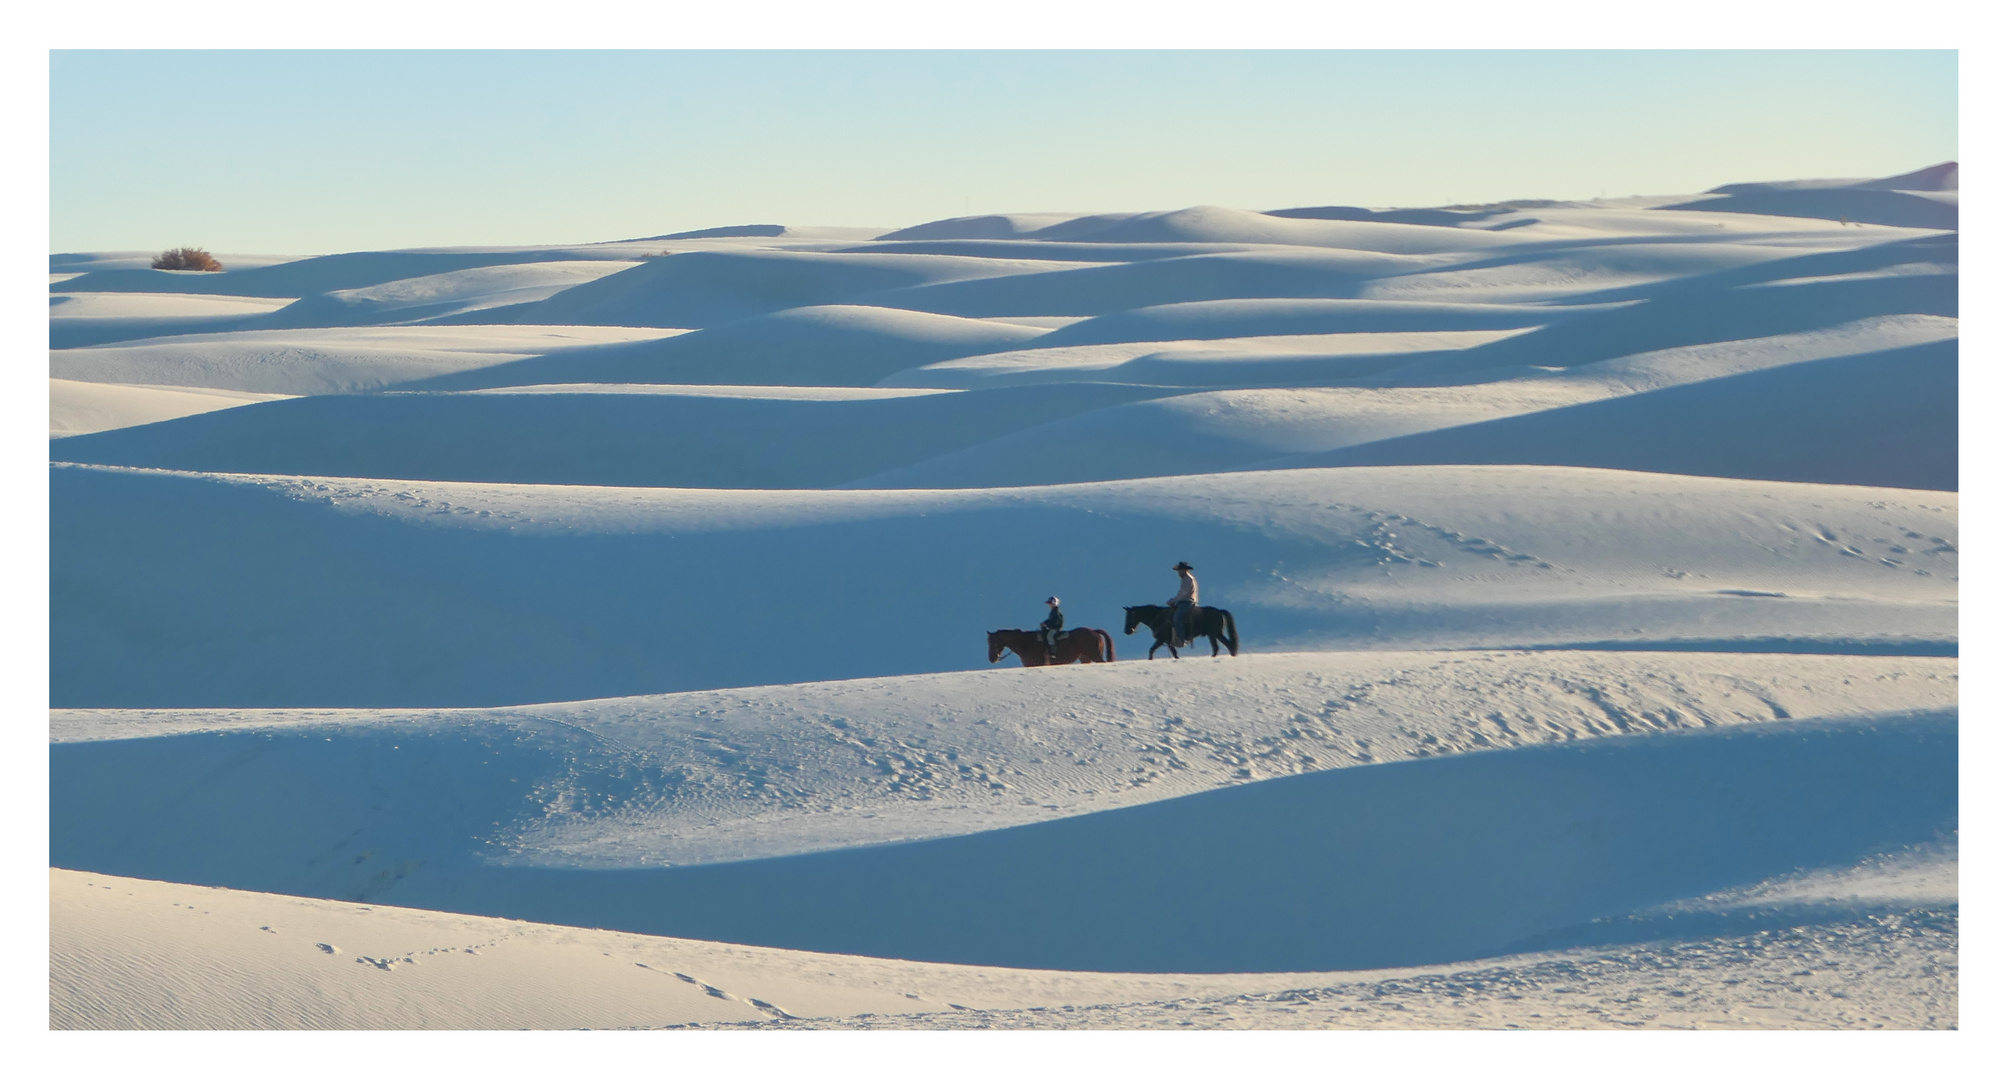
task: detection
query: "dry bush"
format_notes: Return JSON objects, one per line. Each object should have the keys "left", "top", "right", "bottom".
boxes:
{"left": 151, "top": 247, "right": 224, "bottom": 272}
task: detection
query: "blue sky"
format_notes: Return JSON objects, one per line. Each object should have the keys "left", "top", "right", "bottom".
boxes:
{"left": 50, "top": 50, "right": 1955, "bottom": 254}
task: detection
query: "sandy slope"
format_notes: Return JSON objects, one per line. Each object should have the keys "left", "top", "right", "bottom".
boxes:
{"left": 50, "top": 379, "right": 294, "bottom": 438}
{"left": 869, "top": 248, "right": 1452, "bottom": 317}
{"left": 863, "top": 315, "right": 1956, "bottom": 488}
{"left": 1367, "top": 250, "right": 1955, "bottom": 387}
{"left": 53, "top": 667, "right": 1953, "bottom": 972}
{"left": 854, "top": 380, "right": 1620, "bottom": 488}
{"left": 50, "top": 291, "right": 295, "bottom": 348}
{"left": 404, "top": 304, "right": 1051, "bottom": 390}
{"left": 1285, "top": 339, "right": 1955, "bottom": 491}
{"left": 1661, "top": 168, "right": 1958, "bottom": 231}
{"left": 48, "top": 382, "right": 1169, "bottom": 488}
{"left": 887, "top": 328, "right": 1536, "bottom": 389}
{"left": 254, "top": 261, "right": 644, "bottom": 329}
{"left": 51, "top": 325, "right": 683, "bottom": 395}
{"left": 857, "top": 314, "right": 1950, "bottom": 487}
{"left": 1031, "top": 297, "right": 1575, "bottom": 347}
{"left": 513, "top": 249, "right": 1065, "bottom": 328}
{"left": 49, "top": 464, "right": 1956, "bottom": 707}
{"left": 53, "top": 650, "right": 1954, "bottom": 872}
{"left": 56, "top": 306, "right": 1952, "bottom": 491}
{"left": 776, "top": 913, "right": 1956, "bottom": 1030}
{"left": 53, "top": 857, "right": 1952, "bottom": 1030}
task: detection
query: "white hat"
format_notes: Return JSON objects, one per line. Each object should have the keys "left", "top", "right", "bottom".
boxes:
{"left": 1046, "top": 596, "right": 1060, "bottom": 605}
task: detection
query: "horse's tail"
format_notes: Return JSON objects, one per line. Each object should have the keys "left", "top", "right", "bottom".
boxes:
{"left": 1097, "top": 628, "right": 1115, "bottom": 662}
{"left": 1223, "top": 610, "right": 1239, "bottom": 656}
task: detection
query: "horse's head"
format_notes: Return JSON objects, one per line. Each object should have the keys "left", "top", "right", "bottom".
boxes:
{"left": 987, "top": 630, "right": 1006, "bottom": 663}
{"left": 1122, "top": 606, "right": 1141, "bottom": 635}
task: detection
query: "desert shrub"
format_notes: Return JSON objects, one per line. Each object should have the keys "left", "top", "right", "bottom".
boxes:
{"left": 151, "top": 247, "right": 224, "bottom": 272}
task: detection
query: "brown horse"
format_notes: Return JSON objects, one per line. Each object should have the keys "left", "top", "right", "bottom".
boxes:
{"left": 988, "top": 627, "right": 1115, "bottom": 667}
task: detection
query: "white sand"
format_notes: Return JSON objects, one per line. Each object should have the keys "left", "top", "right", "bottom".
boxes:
{"left": 51, "top": 379, "right": 294, "bottom": 438}
{"left": 50, "top": 162, "right": 1959, "bottom": 1029}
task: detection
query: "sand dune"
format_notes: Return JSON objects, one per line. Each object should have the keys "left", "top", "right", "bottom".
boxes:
{"left": 1547, "top": 314, "right": 1956, "bottom": 393}
{"left": 50, "top": 246, "right": 656, "bottom": 299}
{"left": 841, "top": 238, "right": 1242, "bottom": 262}
{"left": 512, "top": 248, "right": 1060, "bottom": 329}
{"left": 50, "top": 382, "right": 1165, "bottom": 488}
{"left": 51, "top": 325, "right": 682, "bottom": 395}
{"left": 50, "top": 291, "right": 295, "bottom": 349}
{"left": 879, "top": 212, "right": 1109, "bottom": 240}
{"left": 48, "top": 869, "right": 1345, "bottom": 1029}
{"left": 1556, "top": 231, "right": 1955, "bottom": 305}
{"left": 1286, "top": 339, "right": 1955, "bottom": 490}
{"left": 390, "top": 712, "right": 1948, "bottom": 973}
{"left": 1354, "top": 241, "right": 1840, "bottom": 305}
{"left": 50, "top": 379, "right": 294, "bottom": 438}
{"left": 405, "top": 304, "right": 1049, "bottom": 390}
{"left": 882, "top": 329, "right": 1530, "bottom": 389}
{"left": 48, "top": 162, "right": 1960, "bottom": 1029}
{"left": 1853, "top": 162, "right": 1958, "bottom": 191}
{"left": 1665, "top": 188, "right": 1955, "bottom": 231}
{"left": 1374, "top": 265, "right": 1955, "bottom": 386}
{"left": 1020, "top": 205, "right": 1568, "bottom": 252}
{"left": 868, "top": 247, "right": 1436, "bottom": 317}
{"left": 861, "top": 315, "right": 1957, "bottom": 487}
{"left": 1032, "top": 297, "right": 1573, "bottom": 347}
{"left": 49, "top": 463, "right": 1955, "bottom": 708}
{"left": 1662, "top": 163, "right": 1958, "bottom": 230}
{"left": 253, "top": 261, "right": 643, "bottom": 329}
{"left": 53, "top": 650, "right": 1955, "bottom": 870}
{"left": 62, "top": 860, "right": 1949, "bottom": 1029}
{"left": 852, "top": 381, "right": 1611, "bottom": 486}
{"left": 51, "top": 664, "right": 1952, "bottom": 972}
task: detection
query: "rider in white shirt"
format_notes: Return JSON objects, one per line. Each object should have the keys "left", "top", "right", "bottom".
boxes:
{"left": 1168, "top": 562, "right": 1197, "bottom": 646}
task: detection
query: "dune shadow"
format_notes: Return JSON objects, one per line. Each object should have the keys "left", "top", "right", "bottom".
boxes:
{"left": 1290, "top": 339, "right": 1957, "bottom": 491}
{"left": 52, "top": 713, "right": 1954, "bottom": 973}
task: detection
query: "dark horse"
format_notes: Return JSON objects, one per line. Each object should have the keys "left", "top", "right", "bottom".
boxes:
{"left": 1123, "top": 604, "right": 1239, "bottom": 659}
{"left": 988, "top": 627, "right": 1115, "bottom": 667}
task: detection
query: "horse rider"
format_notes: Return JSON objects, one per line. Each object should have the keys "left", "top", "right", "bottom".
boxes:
{"left": 1168, "top": 562, "right": 1197, "bottom": 647}
{"left": 1041, "top": 596, "right": 1065, "bottom": 657}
